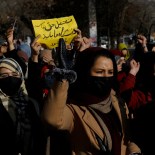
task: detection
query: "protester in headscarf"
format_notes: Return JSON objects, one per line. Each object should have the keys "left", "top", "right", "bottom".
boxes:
{"left": 18, "top": 43, "right": 31, "bottom": 59}
{"left": 0, "top": 58, "right": 46, "bottom": 155}
{"left": 42, "top": 45, "right": 142, "bottom": 155}
{"left": 118, "top": 43, "right": 130, "bottom": 61}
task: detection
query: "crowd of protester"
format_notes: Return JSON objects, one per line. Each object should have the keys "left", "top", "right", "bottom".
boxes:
{"left": 0, "top": 23, "right": 155, "bottom": 155}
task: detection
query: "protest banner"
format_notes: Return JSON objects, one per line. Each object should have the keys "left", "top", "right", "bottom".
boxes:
{"left": 32, "top": 15, "right": 78, "bottom": 49}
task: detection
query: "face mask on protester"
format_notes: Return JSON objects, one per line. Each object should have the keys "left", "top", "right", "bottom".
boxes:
{"left": 85, "top": 76, "right": 114, "bottom": 98}
{"left": 0, "top": 76, "right": 22, "bottom": 96}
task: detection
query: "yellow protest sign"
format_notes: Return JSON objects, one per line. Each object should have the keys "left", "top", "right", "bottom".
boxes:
{"left": 32, "top": 15, "right": 78, "bottom": 49}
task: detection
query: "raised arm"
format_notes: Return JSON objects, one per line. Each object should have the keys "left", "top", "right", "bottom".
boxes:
{"left": 42, "top": 38, "right": 77, "bottom": 131}
{"left": 31, "top": 35, "right": 42, "bottom": 63}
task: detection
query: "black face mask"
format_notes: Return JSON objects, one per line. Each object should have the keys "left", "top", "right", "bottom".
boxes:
{"left": 0, "top": 76, "right": 22, "bottom": 96}
{"left": 85, "top": 76, "right": 114, "bottom": 98}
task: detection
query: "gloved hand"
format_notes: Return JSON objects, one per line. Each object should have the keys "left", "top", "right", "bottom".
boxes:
{"left": 52, "top": 38, "right": 77, "bottom": 83}
{"left": 53, "top": 38, "right": 77, "bottom": 69}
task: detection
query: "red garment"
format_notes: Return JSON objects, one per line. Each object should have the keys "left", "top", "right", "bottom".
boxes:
{"left": 41, "top": 65, "right": 49, "bottom": 78}
{"left": 118, "top": 72, "right": 152, "bottom": 110}
{"left": 128, "top": 91, "right": 151, "bottom": 110}
{"left": 41, "top": 65, "right": 49, "bottom": 97}
{"left": 109, "top": 49, "right": 123, "bottom": 57}
{"left": 118, "top": 72, "right": 135, "bottom": 93}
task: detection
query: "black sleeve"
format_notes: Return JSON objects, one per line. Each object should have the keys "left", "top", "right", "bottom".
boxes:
{"left": 25, "top": 59, "right": 44, "bottom": 109}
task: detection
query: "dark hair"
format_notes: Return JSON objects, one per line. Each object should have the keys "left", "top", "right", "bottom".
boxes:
{"left": 74, "top": 47, "right": 117, "bottom": 79}
{"left": 69, "top": 47, "right": 119, "bottom": 97}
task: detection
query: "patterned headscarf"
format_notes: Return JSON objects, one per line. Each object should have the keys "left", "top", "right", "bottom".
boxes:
{"left": 0, "top": 58, "right": 30, "bottom": 149}
{"left": 0, "top": 58, "right": 27, "bottom": 95}
{"left": 0, "top": 57, "right": 24, "bottom": 79}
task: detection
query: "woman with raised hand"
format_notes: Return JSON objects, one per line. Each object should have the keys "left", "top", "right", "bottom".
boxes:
{"left": 42, "top": 39, "right": 142, "bottom": 155}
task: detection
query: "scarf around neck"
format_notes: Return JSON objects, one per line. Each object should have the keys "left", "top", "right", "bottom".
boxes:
{"left": 88, "top": 96, "right": 113, "bottom": 151}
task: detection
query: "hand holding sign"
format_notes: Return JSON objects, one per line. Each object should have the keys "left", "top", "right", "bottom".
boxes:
{"left": 78, "top": 37, "right": 92, "bottom": 52}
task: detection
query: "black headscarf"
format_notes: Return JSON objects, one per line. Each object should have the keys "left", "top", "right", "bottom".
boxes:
{"left": 68, "top": 47, "right": 119, "bottom": 103}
